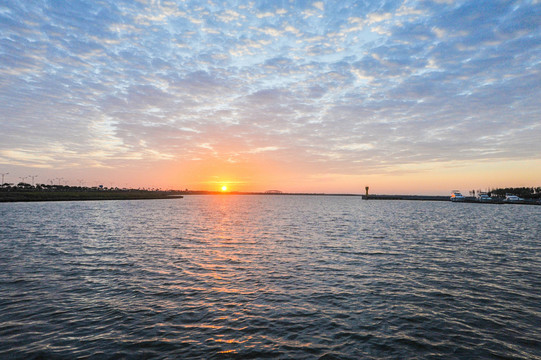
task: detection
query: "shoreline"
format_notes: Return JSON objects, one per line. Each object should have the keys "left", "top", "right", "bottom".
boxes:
{"left": 1, "top": 189, "right": 539, "bottom": 205}
{"left": 0, "top": 190, "right": 183, "bottom": 203}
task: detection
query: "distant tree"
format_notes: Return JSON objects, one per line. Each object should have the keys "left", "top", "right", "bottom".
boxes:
{"left": 490, "top": 186, "right": 540, "bottom": 199}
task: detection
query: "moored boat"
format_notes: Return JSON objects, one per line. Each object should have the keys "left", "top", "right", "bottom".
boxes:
{"left": 504, "top": 194, "right": 524, "bottom": 203}
{"left": 450, "top": 190, "right": 465, "bottom": 202}
{"left": 478, "top": 193, "right": 492, "bottom": 202}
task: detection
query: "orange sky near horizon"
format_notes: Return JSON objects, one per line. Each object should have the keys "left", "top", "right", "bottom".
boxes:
{"left": 174, "top": 158, "right": 541, "bottom": 195}
{"left": 10, "top": 157, "right": 535, "bottom": 196}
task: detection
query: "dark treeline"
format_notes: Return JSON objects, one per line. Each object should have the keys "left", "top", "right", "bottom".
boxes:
{"left": 0, "top": 183, "right": 183, "bottom": 202}
{"left": 1, "top": 182, "right": 161, "bottom": 192}
{"left": 489, "top": 187, "right": 541, "bottom": 199}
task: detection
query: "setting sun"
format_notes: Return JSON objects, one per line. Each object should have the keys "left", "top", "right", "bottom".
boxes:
{"left": 221, "top": 185, "right": 227, "bottom": 192}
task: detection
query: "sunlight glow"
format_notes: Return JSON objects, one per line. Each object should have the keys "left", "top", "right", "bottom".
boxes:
{"left": 221, "top": 185, "right": 227, "bottom": 192}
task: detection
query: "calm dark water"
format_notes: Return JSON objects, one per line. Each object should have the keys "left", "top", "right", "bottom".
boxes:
{"left": 1, "top": 196, "right": 540, "bottom": 359}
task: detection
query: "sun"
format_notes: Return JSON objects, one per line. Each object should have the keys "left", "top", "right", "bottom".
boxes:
{"left": 221, "top": 185, "right": 227, "bottom": 192}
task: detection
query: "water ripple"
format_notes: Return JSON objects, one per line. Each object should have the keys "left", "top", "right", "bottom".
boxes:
{"left": 0, "top": 197, "right": 540, "bottom": 359}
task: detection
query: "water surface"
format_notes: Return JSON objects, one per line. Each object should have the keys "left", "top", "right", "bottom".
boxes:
{"left": 1, "top": 196, "right": 540, "bottom": 359}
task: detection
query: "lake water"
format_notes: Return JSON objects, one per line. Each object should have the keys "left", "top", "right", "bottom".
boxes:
{"left": 1, "top": 196, "right": 540, "bottom": 359}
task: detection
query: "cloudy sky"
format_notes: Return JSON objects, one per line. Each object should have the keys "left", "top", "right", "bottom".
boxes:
{"left": 1, "top": 0, "right": 540, "bottom": 193}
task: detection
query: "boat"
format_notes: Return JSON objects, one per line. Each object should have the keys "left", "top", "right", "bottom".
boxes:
{"left": 450, "top": 190, "right": 465, "bottom": 202}
{"left": 505, "top": 194, "right": 524, "bottom": 203}
{"left": 477, "top": 193, "right": 492, "bottom": 202}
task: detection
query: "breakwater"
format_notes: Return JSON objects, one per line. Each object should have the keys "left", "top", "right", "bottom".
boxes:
{"left": 363, "top": 194, "right": 541, "bottom": 205}
{"left": 362, "top": 194, "right": 449, "bottom": 201}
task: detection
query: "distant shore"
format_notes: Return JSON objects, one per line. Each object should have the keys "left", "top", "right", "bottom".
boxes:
{"left": 0, "top": 189, "right": 183, "bottom": 203}
{"left": 2, "top": 188, "right": 540, "bottom": 205}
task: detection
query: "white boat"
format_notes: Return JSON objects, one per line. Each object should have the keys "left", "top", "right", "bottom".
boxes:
{"left": 450, "top": 190, "right": 465, "bottom": 202}
{"left": 478, "top": 193, "right": 492, "bottom": 202}
{"left": 505, "top": 194, "right": 524, "bottom": 203}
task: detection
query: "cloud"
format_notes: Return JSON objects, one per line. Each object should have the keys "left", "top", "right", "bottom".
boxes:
{"left": 0, "top": 0, "right": 540, "bottom": 185}
{"left": 313, "top": 2, "right": 324, "bottom": 11}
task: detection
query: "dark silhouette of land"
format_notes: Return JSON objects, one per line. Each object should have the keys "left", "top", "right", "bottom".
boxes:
{"left": 363, "top": 186, "right": 541, "bottom": 205}
{"left": 1, "top": 183, "right": 539, "bottom": 204}
{"left": 0, "top": 183, "right": 183, "bottom": 202}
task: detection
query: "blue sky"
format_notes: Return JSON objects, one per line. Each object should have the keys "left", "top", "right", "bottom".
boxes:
{"left": 1, "top": 0, "right": 540, "bottom": 192}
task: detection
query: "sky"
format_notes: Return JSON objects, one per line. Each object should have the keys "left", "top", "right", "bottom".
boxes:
{"left": 1, "top": 0, "right": 540, "bottom": 194}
